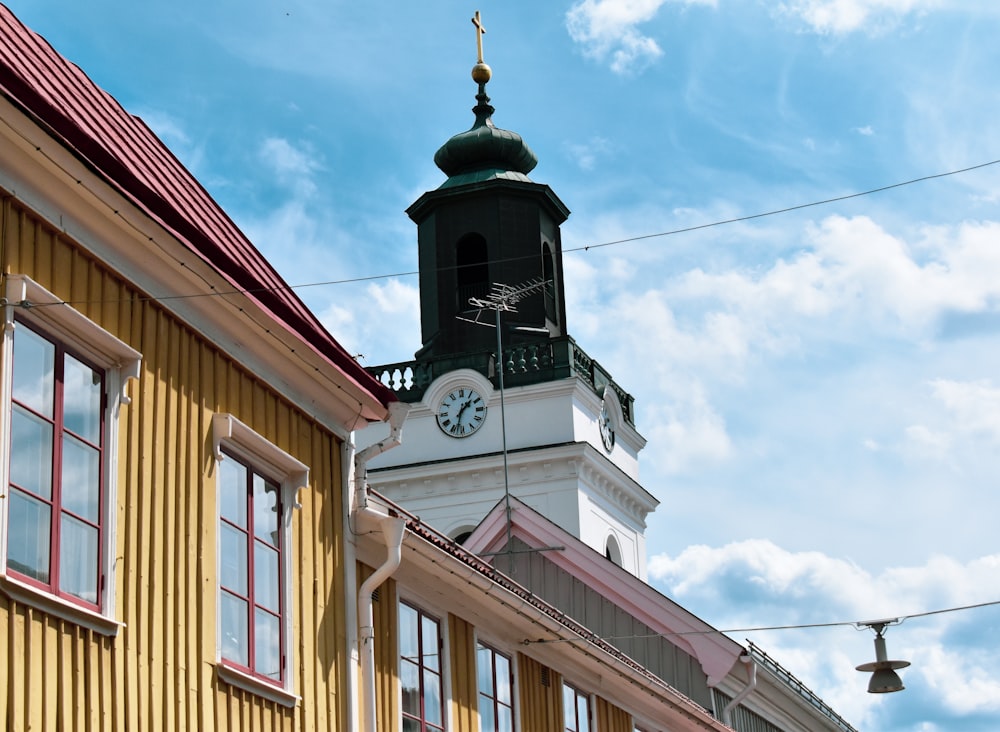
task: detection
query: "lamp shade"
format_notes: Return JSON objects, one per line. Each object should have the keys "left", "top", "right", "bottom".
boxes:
{"left": 856, "top": 631, "right": 910, "bottom": 694}
{"left": 867, "top": 667, "right": 905, "bottom": 694}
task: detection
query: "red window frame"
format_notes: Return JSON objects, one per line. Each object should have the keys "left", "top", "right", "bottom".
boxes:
{"left": 563, "top": 682, "right": 591, "bottom": 732}
{"left": 400, "top": 601, "right": 445, "bottom": 732}
{"left": 6, "top": 318, "right": 106, "bottom": 609}
{"left": 477, "top": 642, "right": 515, "bottom": 732}
{"left": 218, "top": 450, "right": 285, "bottom": 685}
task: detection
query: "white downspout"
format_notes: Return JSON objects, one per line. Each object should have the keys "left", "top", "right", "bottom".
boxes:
{"left": 354, "top": 401, "right": 409, "bottom": 511}
{"left": 353, "top": 401, "right": 410, "bottom": 732}
{"left": 722, "top": 652, "right": 758, "bottom": 727}
{"left": 358, "top": 515, "right": 406, "bottom": 731}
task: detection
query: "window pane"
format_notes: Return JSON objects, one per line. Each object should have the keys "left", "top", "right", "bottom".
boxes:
{"left": 424, "top": 667, "right": 442, "bottom": 725}
{"left": 219, "top": 524, "right": 247, "bottom": 594}
{"left": 422, "top": 614, "right": 440, "bottom": 671}
{"left": 59, "top": 513, "right": 99, "bottom": 603}
{"left": 253, "top": 475, "right": 280, "bottom": 545}
{"left": 220, "top": 592, "right": 249, "bottom": 667}
{"left": 254, "top": 540, "right": 280, "bottom": 612}
{"left": 63, "top": 354, "right": 102, "bottom": 443}
{"left": 480, "top": 700, "right": 496, "bottom": 732}
{"left": 563, "top": 685, "right": 575, "bottom": 730}
{"left": 12, "top": 325, "right": 54, "bottom": 417}
{"left": 498, "top": 705, "right": 513, "bottom": 732}
{"left": 496, "top": 653, "right": 511, "bottom": 705}
{"left": 10, "top": 405, "right": 53, "bottom": 500}
{"left": 577, "top": 694, "right": 590, "bottom": 732}
{"left": 254, "top": 608, "right": 281, "bottom": 680}
{"left": 7, "top": 489, "right": 51, "bottom": 582}
{"left": 400, "top": 659, "right": 420, "bottom": 717}
{"left": 402, "top": 719, "right": 421, "bottom": 732}
{"left": 399, "top": 603, "right": 418, "bottom": 660}
{"left": 219, "top": 459, "right": 247, "bottom": 527}
{"left": 477, "top": 645, "right": 494, "bottom": 696}
{"left": 61, "top": 433, "right": 100, "bottom": 522}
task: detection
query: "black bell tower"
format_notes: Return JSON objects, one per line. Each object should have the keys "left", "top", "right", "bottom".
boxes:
{"left": 406, "top": 22, "right": 570, "bottom": 360}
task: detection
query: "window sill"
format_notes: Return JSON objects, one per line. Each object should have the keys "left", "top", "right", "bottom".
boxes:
{"left": 216, "top": 662, "right": 299, "bottom": 708}
{"left": 0, "top": 574, "right": 122, "bottom": 637}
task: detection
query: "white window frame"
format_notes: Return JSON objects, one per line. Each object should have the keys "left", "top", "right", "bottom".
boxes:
{"left": 212, "top": 413, "right": 306, "bottom": 708}
{"left": 0, "top": 274, "right": 140, "bottom": 636}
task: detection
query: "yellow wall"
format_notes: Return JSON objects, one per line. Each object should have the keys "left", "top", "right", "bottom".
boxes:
{"left": 449, "top": 614, "right": 479, "bottom": 732}
{"left": 1, "top": 196, "right": 349, "bottom": 730}
{"left": 517, "top": 653, "right": 564, "bottom": 732}
{"left": 596, "top": 696, "right": 634, "bottom": 732}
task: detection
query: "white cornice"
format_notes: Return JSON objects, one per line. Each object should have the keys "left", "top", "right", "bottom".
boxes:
{"left": 369, "top": 441, "right": 658, "bottom": 526}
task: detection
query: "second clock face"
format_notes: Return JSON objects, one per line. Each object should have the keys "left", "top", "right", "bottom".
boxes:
{"left": 599, "top": 402, "right": 615, "bottom": 452}
{"left": 436, "top": 387, "right": 487, "bottom": 438}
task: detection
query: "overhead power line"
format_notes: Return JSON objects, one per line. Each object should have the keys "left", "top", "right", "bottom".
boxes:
{"left": 568, "top": 158, "right": 1000, "bottom": 253}
{"left": 8, "top": 152, "right": 999, "bottom": 311}
{"left": 521, "top": 598, "right": 1000, "bottom": 645}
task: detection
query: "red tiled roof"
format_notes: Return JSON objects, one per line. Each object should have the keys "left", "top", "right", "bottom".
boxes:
{"left": 0, "top": 3, "right": 395, "bottom": 414}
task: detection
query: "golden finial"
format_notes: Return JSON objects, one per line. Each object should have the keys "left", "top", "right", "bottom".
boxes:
{"left": 471, "top": 10, "right": 492, "bottom": 84}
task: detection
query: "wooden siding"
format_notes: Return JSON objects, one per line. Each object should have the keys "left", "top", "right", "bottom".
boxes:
{"left": 595, "top": 696, "right": 633, "bottom": 732}
{"left": 516, "top": 653, "right": 563, "bottom": 732}
{"left": 1, "top": 197, "right": 350, "bottom": 730}
{"left": 504, "top": 537, "right": 712, "bottom": 709}
{"left": 449, "top": 614, "right": 479, "bottom": 732}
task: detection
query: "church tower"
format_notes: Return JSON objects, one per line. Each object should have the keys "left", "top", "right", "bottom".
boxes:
{"left": 407, "top": 21, "right": 569, "bottom": 360}
{"left": 362, "top": 13, "right": 656, "bottom": 578}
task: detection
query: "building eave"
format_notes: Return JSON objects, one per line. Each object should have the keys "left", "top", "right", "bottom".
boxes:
{"left": 0, "top": 94, "right": 390, "bottom": 432}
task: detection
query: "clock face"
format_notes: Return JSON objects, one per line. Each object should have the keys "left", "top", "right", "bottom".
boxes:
{"left": 599, "top": 402, "right": 615, "bottom": 452}
{"left": 436, "top": 387, "right": 487, "bottom": 438}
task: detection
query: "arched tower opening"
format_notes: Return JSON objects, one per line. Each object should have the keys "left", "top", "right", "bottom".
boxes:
{"left": 456, "top": 233, "right": 490, "bottom": 310}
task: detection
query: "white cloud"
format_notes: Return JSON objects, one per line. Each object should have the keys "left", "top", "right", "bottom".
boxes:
{"left": 645, "top": 385, "right": 732, "bottom": 474}
{"left": 259, "top": 137, "right": 323, "bottom": 197}
{"left": 778, "top": 0, "right": 941, "bottom": 35}
{"left": 903, "top": 424, "right": 951, "bottom": 460}
{"left": 318, "top": 279, "right": 421, "bottom": 367}
{"left": 929, "top": 378, "right": 1000, "bottom": 442}
{"left": 650, "top": 539, "right": 874, "bottom": 612}
{"left": 563, "top": 135, "right": 616, "bottom": 171}
{"left": 565, "top": 0, "right": 714, "bottom": 73}
{"left": 649, "top": 542, "right": 1000, "bottom": 725}
{"left": 573, "top": 214, "right": 1000, "bottom": 488}
{"left": 666, "top": 217, "right": 1000, "bottom": 339}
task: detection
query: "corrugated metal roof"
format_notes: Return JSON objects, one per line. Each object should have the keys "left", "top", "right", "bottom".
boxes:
{"left": 0, "top": 3, "right": 395, "bottom": 416}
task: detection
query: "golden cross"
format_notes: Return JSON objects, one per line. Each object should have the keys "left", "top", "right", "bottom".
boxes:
{"left": 472, "top": 11, "right": 486, "bottom": 64}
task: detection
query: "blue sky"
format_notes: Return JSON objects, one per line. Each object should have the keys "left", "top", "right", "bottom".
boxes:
{"left": 7, "top": 1, "right": 1000, "bottom": 729}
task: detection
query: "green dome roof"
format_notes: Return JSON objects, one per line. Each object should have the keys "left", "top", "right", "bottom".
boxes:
{"left": 433, "top": 87, "right": 538, "bottom": 185}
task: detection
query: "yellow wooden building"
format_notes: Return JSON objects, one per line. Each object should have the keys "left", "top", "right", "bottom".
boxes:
{"left": 0, "top": 5, "right": 396, "bottom": 729}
